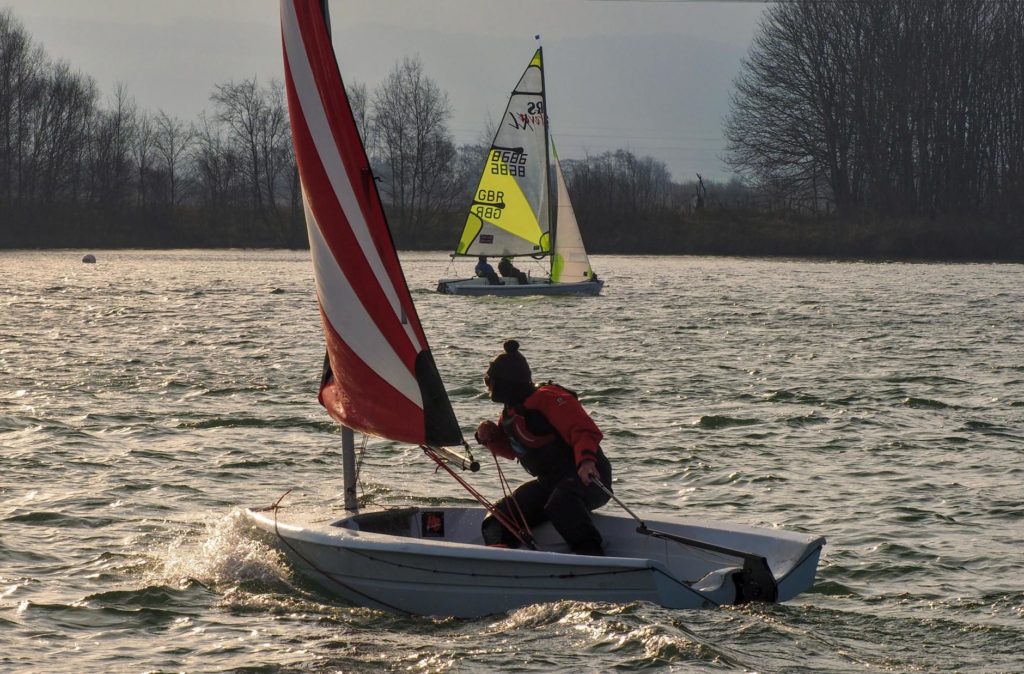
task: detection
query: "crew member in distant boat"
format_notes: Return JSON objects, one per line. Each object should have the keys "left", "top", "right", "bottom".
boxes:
{"left": 474, "top": 256, "right": 500, "bottom": 284}
{"left": 498, "top": 256, "right": 529, "bottom": 285}
{"left": 475, "top": 340, "right": 612, "bottom": 555}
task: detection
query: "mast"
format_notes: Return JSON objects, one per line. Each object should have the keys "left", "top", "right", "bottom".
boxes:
{"left": 318, "top": 0, "right": 360, "bottom": 514}
{"left": 342, "top": 427, "right": 358, "bottom": 512}
{"left": 538, "top": 45, "right": 555, "bottom": 271}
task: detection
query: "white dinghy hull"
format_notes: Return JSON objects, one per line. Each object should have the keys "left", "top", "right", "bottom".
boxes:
{"left": 244, "top": 506, "right": 823, "bottom": 618}
{"left": 436, "top": 277, "right": 604, "bottom": 297}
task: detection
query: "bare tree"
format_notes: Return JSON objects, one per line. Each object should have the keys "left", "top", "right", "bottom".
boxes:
{"left": 152, "top": 110, "right": 194, "bottom": 208}
{"left": 562, "top": 149, "right": 675, "bottom": 251}
{"left": 725, "top": 0, "right": 1024, "bottom": 242}
{"left": 211, "top": 77, "right": 297, "bottom": 244}
{"left": 191, "top": 112, "right": 245, "bottom": 242}
{"left": 371, "top": 56, "right": 457, "bottom": 231}
{"left": 346, "top": 81, "right": 373, "bottom": 151}
{"left": 130, "top": 110, "right": 154, "bottom": 209}
{"left": 0, "top": 9, "right": 47, "bottom": 211}
{"left": 87, "top": 83, "right": 135, "bottom": 213}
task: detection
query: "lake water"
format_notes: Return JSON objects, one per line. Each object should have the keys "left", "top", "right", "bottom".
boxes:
{"left": 2, "top": 249, "right": 1022, "bottom": 672}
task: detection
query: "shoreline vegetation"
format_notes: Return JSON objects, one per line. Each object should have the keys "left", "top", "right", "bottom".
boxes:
{"left": 6, "top": 208, "right": 1020, "bottom": 264}
{"left": 1, "top": 3, "right": 1021, "bottom": 262}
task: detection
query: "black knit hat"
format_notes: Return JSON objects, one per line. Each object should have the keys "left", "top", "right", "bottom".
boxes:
{"left": 486, "top": 340, "right": 532, "bottom": 385}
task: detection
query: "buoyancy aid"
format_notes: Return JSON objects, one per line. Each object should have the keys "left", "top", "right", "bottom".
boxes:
{"left": 498, "top": 383, "right": 604, "bottom": 478}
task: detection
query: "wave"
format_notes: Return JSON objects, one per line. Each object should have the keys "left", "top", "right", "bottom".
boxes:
{"left": 960, "top": 420, "right": 1023, "bottom": 440}
{"left": 884, "top": 375, "right": 968, "bottom": 385}
{"left": 83, "top": 581, "right": 215, "bottom": 611}
{"left": 145, "top": 510, "right": 292, "bottom": 590}
{"left": 785, "top": 413, "right": 830, "bottom": 427}
{"left": 177, "top": 416, "right": 336, "bottom": 432}
{"left": 694, "top": 415, "right": 761, "bottom": 429}
{"left": 491, "top": 601, "right": 742, "bottom": 668}
{"left": 765, "top": 389, "right": 826, "bottom": 405}
{"left": 2, "top": 510, "right": 115, "bottom": 528}
{"left": 13, "top": 597, "right": 188, "bottom": 630}
{"left": 902, "top": 397, "right": 955, "bottom": 409}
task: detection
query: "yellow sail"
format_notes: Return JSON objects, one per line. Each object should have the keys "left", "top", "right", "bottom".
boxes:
{"left": 453, "top": 49, "right": 550, "bottom": 258}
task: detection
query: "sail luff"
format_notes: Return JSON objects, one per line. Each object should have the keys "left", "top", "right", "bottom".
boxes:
{"left": 538, "top": 45, "right": 554, "bottom": 273}
{"left": 282, "top": 0, "right": 462, "bottom": 447}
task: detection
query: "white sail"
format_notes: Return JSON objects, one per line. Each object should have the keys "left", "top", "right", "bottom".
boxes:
{"left": 551, "top": 149, "right": 596, "bottom": 283}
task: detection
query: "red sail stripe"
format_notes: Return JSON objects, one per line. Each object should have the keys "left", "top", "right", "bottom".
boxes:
{"left": 317, "top": 307, "right": 426, "bottom": 444}
{"left": 283, "top": 39, "right": 420, "bottom": 373}
{"left": 287, "top": 3, "right": 426, "bottom": 350}
{"left": 287, "top": 92, "right": 421, "bottom": 369}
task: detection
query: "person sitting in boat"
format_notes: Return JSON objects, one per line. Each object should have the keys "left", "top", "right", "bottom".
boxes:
{"left": 474, "top": 340, "right": 612, "bottom": 556}
{"left": 498, "top": 256, "right": 529, "bottom": 285}
{"left": 474, "top": 256, "right": 500, "bottom": 285}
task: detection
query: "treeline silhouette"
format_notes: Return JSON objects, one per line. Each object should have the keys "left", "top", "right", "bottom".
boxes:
{"left": 0, "top": 9, "right": 305, "bottom": 249}
{"left": 1, "top": 5, "right": 1021, "bottom": 260}
{"left": 726, "top": 0, "right": 1024, "bottom": 259}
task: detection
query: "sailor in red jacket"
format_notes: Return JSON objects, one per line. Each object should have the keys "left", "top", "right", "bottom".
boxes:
{"left": 475, "top": 340, "right": 612, "bottom": 555}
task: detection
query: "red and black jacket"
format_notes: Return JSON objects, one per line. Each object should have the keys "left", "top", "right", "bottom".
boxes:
{"left": 487, "top": 384, "right": 604, "bottom": 479}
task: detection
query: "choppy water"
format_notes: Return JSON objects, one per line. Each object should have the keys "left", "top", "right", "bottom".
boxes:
{"left": 2, "top": 249, "right": 1022, "bottom": 673}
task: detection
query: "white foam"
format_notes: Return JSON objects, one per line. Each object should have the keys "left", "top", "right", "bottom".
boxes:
{"left": 150, "top": 509, "right": 290, "bottom": 588}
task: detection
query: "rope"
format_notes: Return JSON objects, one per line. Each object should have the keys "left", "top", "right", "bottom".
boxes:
{"left": 355, "top": 432, "right": 369, "bottom": 506}
{"left": 491, "top": 450, "right": 534, "bottom": 544}
{"left": 443, "top": 255, "right": 457, "bottom": 277}
{"left": 422, "top": 446, "right": 537, "bottom": 550}
{"left": 346, "top": 546, "right": 646, "bottom": 580}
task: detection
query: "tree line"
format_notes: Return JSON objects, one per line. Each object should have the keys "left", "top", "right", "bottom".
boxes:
{"left": 725, "top": 0, "right": 1024, "bottom": 259}
{"left": 0, "top": 7, "right": 706, "bottom": 254}
{"left": 0, "top": 9, "right": 304, "bottom": 249}
{"left": 2, "top": 5, "right": 1021, "bottom": 259}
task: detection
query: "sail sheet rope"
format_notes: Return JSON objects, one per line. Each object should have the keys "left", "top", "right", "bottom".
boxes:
{"left": 490, "top": 449, "right": 535, "bottom": 546}
{"left": 422, "top": 446, "right": 537, "bottom": 550}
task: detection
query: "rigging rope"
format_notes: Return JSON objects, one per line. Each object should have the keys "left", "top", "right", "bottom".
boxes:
{"left": 491, "top": 449, "right": 534, "bottom": 544}
{"left": 422, "top": 445, "right": 537, "bottom": 550}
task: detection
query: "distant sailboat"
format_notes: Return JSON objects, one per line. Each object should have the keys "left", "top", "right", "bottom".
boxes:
{"left": 436, "top": 49, "right": 603, "bottom": 296}
{"left": 244, "top": 0, "right": 824, "bottom": 619}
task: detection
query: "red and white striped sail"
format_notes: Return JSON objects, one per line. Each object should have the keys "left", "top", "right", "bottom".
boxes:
{"left": 280, "top": 0, "right": 462, "bottom": 447}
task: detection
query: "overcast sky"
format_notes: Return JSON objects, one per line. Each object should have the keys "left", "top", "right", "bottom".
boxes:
{"left": 5, "top": 0, "right": 769, "bottom": 181}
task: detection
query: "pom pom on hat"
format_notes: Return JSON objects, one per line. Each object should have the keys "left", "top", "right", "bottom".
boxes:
{"left": 487, "top": 339, "right": 532, "bottom": 384}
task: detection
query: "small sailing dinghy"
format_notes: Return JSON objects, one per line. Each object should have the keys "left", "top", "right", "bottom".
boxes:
{"left": 435, "top": 49, "right": 604, "bottom": 296}
{"left": 244, "top": 0, "right": 824, "bottom": 619}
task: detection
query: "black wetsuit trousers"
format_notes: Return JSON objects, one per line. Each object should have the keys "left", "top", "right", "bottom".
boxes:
{"left": 481, "top": 452, "right": 612, "bottom": 555}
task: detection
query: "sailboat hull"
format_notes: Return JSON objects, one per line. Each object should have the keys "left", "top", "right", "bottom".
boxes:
{"left": 243, "top": 506, "right": 823, "bottom": 618}
{"left": 436, "top": 277, "right": 604, "bottom": 296}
